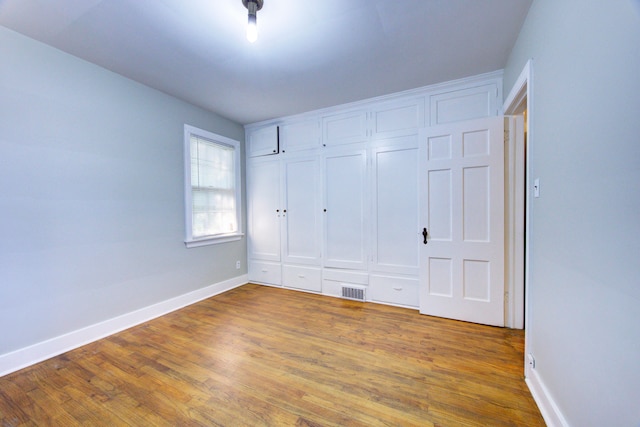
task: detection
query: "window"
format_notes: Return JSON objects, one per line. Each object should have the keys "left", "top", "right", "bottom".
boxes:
{"left": 184, "top": 125, "right": 243, "bottom": 248}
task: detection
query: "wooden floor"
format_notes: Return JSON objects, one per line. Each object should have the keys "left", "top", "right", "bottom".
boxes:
{"left": 0, "top": 284, "right": 544, "bottom": 426}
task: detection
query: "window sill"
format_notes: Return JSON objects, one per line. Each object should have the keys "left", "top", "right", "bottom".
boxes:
{"left": 184, "top": 233, "right": 244, "bottom": 248}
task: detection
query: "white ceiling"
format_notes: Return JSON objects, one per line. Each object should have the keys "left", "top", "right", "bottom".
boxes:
{"left": 0, "top": 0, "right": 531, "bottom": 124}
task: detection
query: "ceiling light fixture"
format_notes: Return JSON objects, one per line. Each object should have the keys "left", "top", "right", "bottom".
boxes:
{"left": 242, "top": 0, "right": 264, "bottom": 43}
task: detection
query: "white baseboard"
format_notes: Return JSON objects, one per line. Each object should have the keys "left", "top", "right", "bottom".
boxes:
{"left": 526, "top": 367, "right": 570, "bottom": 427}
{"left": 0, "top": 275, "right": 248, "bottom": 377}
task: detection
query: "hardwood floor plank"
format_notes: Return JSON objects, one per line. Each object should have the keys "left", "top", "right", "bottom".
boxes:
{"left": 0, "top": 284, "right": 544, "bottom": 426}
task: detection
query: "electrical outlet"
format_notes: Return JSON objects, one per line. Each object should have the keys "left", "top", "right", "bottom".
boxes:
{"left": 527, "top": 353, "right": 536, "bottom": 369}
{"left": 236, "top": 260, "right": 241, "bottom": 269}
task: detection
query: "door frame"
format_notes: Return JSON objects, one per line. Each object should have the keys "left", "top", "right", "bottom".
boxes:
{"left": 503, "top": 59, "right": 533, "bottom": 364}
{"left": 504, "top": 114, "right": 525, "bottom": 330}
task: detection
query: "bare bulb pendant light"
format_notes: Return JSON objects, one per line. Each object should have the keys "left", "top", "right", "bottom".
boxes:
{"left": 242, "top": 0, "right": 264, "bottom": 43}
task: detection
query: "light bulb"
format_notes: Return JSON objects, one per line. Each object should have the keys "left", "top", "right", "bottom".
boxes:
{"left": 247, "top": 20, "right": 258, "bottom": 43}
{"left": 246, "top": 2, "right": 258, "bottom": 43}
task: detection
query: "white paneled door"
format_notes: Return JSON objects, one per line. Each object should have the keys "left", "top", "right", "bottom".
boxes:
{"left": 282, "top": 156, "right": 322, "bottom": 266}
{"left": 371, "top": 138, "right": 420, "bottom": 276}
{"left": 247, "top": 158, "right": 281, "bottom": 262}
{"left": 419, "top": 117, "right": 505, "bottom": 326}
{"left": 323, "top": 149, "right": 368, "bottom": 270}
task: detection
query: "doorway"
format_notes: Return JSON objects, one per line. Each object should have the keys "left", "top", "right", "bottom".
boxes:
{"left": 503, "top": 60, "right": 532, "bottom": 371}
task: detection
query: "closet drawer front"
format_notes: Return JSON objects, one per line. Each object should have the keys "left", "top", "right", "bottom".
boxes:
{"left": 322, "top": 268, "right": 368, "bottom": 285}
{"left": 283, "top": 265, "right": 322, "bottom": 292}
{"left": 369, "top": 275, "right": 419, "bottom": 308}
{"left": 249, "top": 261, "right": 282, "bottom": 286}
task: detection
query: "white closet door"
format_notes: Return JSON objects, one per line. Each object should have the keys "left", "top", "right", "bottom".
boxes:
{"left": 282, "top": 156, "right": 322, "bottom": 265}
{"left": 323, "top": 149, "right": 367, "bottom": 269}
{"left": 419, "top": 117, "right": 505, "bottom": 326}
{"left": 247, "top": 158, "right": 281, "bottom": 261}
{"left": 371, "top": 138, "right": 419, "bottom": 275}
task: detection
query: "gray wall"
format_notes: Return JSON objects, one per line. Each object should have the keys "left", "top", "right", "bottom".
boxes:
{"left": 0, "top": 26, "right": 246, "bottom": 355}
{"left": 503, "top": 1, "right": 640, "bottom": 425}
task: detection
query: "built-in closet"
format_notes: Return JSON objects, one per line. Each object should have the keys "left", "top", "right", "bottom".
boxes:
{"left": 246, "top": 72, "right": 502, "bottom": 309}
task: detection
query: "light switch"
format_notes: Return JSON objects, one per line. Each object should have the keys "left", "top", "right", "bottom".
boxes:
{"left": 534, "top": 178, "right": 540, "bottom": 198}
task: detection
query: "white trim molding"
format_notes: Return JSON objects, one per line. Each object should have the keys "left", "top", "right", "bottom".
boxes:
{"left": 503, "top": 59, "right": 532, "bottom": 114}
{"left": 526, "top": 367, "right": 570, "bottom": 427}
{"left": 503, "top": 59, "right": 533, "bottom": 330}
{"left": 0, "top": 275, "right": 248, "bottom": 377}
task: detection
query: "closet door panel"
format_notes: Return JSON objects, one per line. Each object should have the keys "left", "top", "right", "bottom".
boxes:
{"left": 282, "top": 156, "right": 322, "bottom": 265}
{"left": 372, "top": 140, "right": 420, "bottom": 275}
{"left": 247, "top": 159, "right": 281, "bottom": 261}
{"left": 324, "top": 150, "right": 367, "bottom": 269}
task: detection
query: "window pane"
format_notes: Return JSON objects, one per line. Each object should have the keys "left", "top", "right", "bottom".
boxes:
{"left": 186, "top": 126, "right": 241, "bottom": 244}
{"left": 191, "top": 167, "right": 237, "bottom": 237}
{"left": 197, "top": 139, "right": 234, "bottom": 190}
{"left": 191, "top": 137, "right": 238, "bottom": 237}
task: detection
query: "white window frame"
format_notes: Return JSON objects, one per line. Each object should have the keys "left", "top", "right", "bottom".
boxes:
{"left": 184, "top": 124, "right": 243, "bottom": 248}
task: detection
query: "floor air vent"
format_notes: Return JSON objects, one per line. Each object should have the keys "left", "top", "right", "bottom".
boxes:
{"left": 341, "top": 286, "right": 366, "bottom": 302}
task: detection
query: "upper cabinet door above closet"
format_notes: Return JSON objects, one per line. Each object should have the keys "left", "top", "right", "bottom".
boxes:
{"left": 371, "top": 98, "right": 425, "bottom": 139}
{"left": 429, "top": 83, "right": 499, "bottom": 126}
{"left": 279, "top": 119, "right": 321, "bottom": 153}
{"left": 322, "top": 111, "right": 368, "bottom": 147}
{"left": 248, "top": 124, "right": 279, "bottom": 157}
